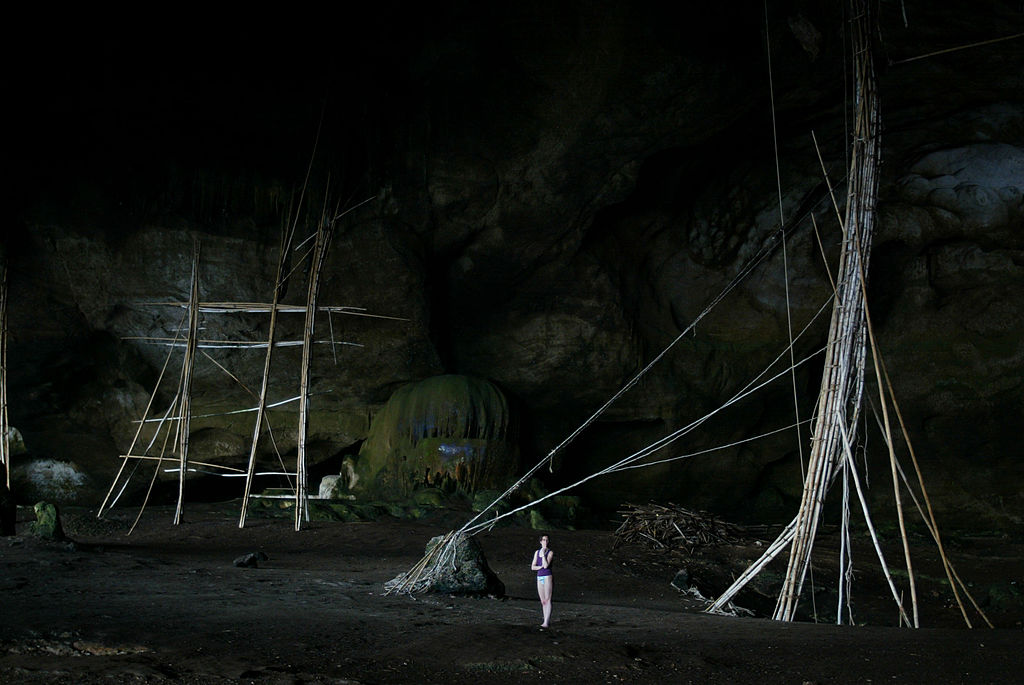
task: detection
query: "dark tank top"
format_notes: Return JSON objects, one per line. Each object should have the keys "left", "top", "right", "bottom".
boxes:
{"left": 535, "top": 549, "right": 552, "bottom": 577}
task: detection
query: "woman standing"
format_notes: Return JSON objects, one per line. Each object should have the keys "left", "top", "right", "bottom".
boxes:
{"left": 531, "top": 534, "right": 554, "bottom": 628}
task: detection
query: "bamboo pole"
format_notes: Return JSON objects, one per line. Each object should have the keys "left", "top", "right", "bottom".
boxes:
{"left": 707, "top": 518, "right": 799, "bottom": 613}
{"left": 174, "top": 243, "right": 201, "bottom": 525}
{"left": 98, "top": 311, "right": 186, "bottom": 517}
{"left": 119, "top": 454, "right": 245, "bottom": 472}
{"left": 135, "top": 301, "right": 406, "bottom": 321}
{"left": 295, "top": 212, "right": 334, "bottom": 530}
{"left": 853, "top": 219, "right": 919, "bottom": 627}
{"left": 0, "top": 260, "right": 8, "bottom": 490}
{"left": 838, "top": 422, "right": 911, "bottom": 625}
{"left": 837, "top": 464, "right": 853, "bottom": 624}
{"left": 128, "top": 409, "right": 178, "bottom": 536}
{"left": 120, "top": 336, "right": 364, "bottom": 349}
{"left": 882, "top": 362, "right": 988, "bottom": 627}
{"left": 239, "top": 226, "right": 294, "bottom": 528}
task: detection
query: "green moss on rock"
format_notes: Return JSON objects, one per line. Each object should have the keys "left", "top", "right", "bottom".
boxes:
{"left": 354, "top": 375, "right": 519, "bottom": 500}
{"left": 32, "top": 501, "right": 67, "bottom": 540}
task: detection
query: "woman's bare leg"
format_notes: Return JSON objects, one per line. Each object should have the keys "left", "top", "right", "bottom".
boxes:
{"left": 537, "top": 577, "right": 553, "bottom": 627}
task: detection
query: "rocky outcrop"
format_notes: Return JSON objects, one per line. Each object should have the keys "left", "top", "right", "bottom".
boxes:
{"left": 353, "top": 375, "right": 518, "bottom": 500}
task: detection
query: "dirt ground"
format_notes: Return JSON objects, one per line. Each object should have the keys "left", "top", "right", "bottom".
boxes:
{"left": 1, "top": 502, "right": 1021, "bottom": 684}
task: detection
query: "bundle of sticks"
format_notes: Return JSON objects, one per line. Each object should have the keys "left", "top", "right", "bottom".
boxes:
{"left": 613, "top": 502, "right": 746, "bottom": 551}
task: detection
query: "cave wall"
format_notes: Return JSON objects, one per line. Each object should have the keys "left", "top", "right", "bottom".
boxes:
{"left": 6, "top": 1, "right": 1023, "bottom": 528}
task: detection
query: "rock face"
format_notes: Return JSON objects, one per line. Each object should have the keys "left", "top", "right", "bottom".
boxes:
{"left": 353, "top": 375, "right": 518, "bottom": 500}
{"left": 6, "top": 2, "right": 1024, "bottom": 529}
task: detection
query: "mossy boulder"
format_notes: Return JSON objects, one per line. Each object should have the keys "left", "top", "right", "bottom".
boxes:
{"left": 32, "top": 501, "right": 67, "bottom": 540}
{"left": 354, "top": 375, "right": 519, "bottom": 500}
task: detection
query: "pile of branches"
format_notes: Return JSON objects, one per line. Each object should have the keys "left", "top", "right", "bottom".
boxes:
{"left": 613, "top": 502, "right": 747, "bottom": 551}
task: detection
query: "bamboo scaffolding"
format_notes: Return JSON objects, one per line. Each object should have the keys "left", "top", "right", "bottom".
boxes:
{"left": 101, "top": 241, "right": 400, "bottom": 530}
{"left": 98, "top": 185, "right": 397, "bottom": 532}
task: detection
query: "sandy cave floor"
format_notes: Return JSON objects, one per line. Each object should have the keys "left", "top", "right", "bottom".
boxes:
{"left": 1, "top": 503, "right": 1021, "bottom": 684}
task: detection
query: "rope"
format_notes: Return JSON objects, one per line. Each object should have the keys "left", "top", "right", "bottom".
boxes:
{"left": 765, "top": 0, "right": 808, "bottom": 483}
{"left": 453, "top": 178, "right": 846, "bottom": 544}
{"left": 385, "top": 292, "right": 838, "bottom": 594}
{"left": 889, "top": 32, "right": 1024, "bottom": 66}
{"left": 461, "top": 302, "right": 833, "bottom": 538}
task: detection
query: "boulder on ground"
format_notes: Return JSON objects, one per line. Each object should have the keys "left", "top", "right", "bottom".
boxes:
{"left": 32, "top": 501, "right": 66, "bottom": 540}
{"left": 318, "top": 474, "right": 345, "bottom": 499}
{"left": 418, "top": 534, "right": 505, "bottom": 597}
{"left": 12, "top": 459, "right": 89, "bottom": 504}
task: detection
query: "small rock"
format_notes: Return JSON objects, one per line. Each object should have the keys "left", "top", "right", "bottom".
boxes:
{"left": 318, "top": 474, "right": 344, "bottom": 499}
{"left": 233, "top": 551, "right": 269, "bottom": 568}
{"left": 32, "top": 501, "right": 67, "bottom": 541}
